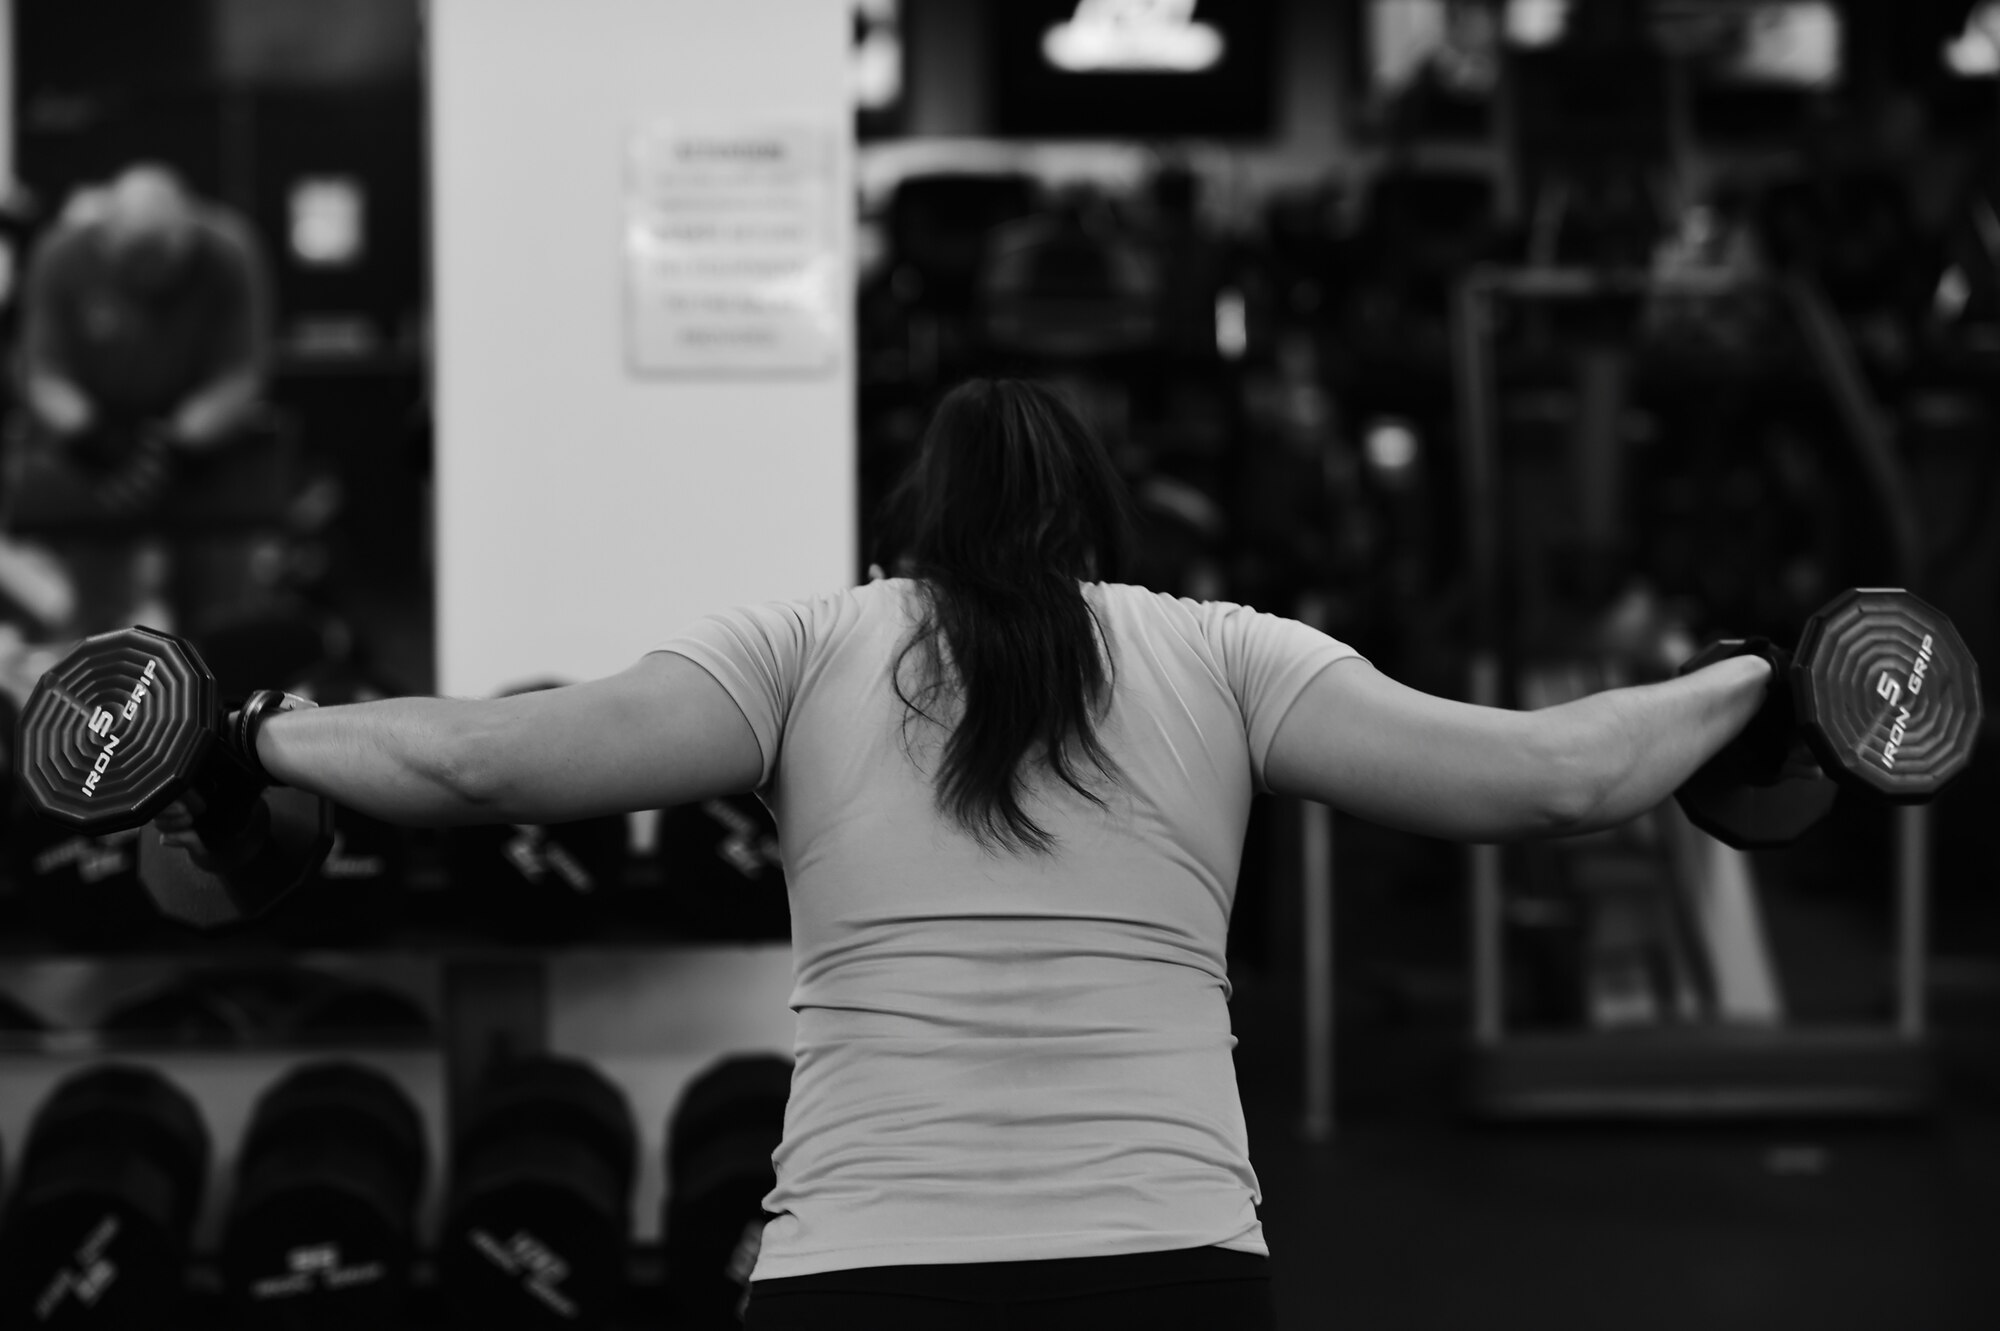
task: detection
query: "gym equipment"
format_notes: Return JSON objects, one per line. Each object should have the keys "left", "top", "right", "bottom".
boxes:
{"left": 222, "top": 1062, "right": 426, "bottom": 1330}
{"left": 883, "top": 172, "right": 1040, "bottom": 318}
{"left": 1674, "top": 589, "right": 1982, "bottom": 848}
{"left": 98, "top": 966, "right": 353, "bottom": 1049}
{"left": 1453, "top": 268, "right": 1958, "bottom": 1120}
{"left": 271, "top": 805, "right": 409, "bottom": 946}
{"left": 440, "top": 1056, "right": 637, "bottom": 1330}
{"left": 1672, "top": 638, "right": 1839, "bottom": 849}
{"left": 663, "top": 1054, "right": 792, "bottom": 1328}
{"left": 277, "top": 669, "right": 408, "bottom": 945}
{"left": 443, "top": 681, "right": 625, "bottom": 940}
{"left": 0, "top": 1065, "right": 210, "bottom": 1328}
{"left": 977, "top": 207, "right": 1163, "bottom": 358}
{"left": 442, "top": 816, "right": 623, "bottom": 940}
{"left": 1791, "top": 589, "right": 1984, "bottom": 801}
{"left": 656, "top": 796, "right": 788, "bottom": 940}
{"left": 14, "top": 625, "right": 335, "bottom": 929}
{"left": 287, "top": 981, "right": 434, "bottom": 1046}
{"left": 100, "top": 977, "right": 255, "bottom": 1047}
{"left": 5, "top": 645, "right": 151, "bottom": 944}
{"left": 11, "top": 821, "right": 157, "bottom": 947}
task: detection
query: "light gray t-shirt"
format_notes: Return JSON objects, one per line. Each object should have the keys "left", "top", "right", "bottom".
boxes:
{"left": 657, "top": 578, "right": 1357, "bottom": 1278}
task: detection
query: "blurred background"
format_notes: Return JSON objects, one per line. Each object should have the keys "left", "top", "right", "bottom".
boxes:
{"left": 0, "top": 1, "right": 1996, "bottom": 1327}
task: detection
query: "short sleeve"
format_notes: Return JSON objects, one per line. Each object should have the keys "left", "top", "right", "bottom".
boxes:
{"left": 1195, "top": 600, "right": 1362, "bottom": 793}
{"left": 652, "top": 599, "right": 813, "bottom": 789}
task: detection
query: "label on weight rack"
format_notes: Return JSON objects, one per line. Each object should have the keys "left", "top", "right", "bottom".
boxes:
{"left": 502, "top": 826, "right": 597, "bottom": 895}
{"left": 32, "top": 827, "right": 140, "bottom": 882}
{"left": 251, "top": 1242, "right": 387, "bottom": 1299}
{"left": 469, "top": 1227, "right": 578, "bottom": 1319}
{"left": 318, "top": 831, "right": 387, "bottom": 880}
{"left": 34, "top": 1214, "right": 120, "bottom": 1321}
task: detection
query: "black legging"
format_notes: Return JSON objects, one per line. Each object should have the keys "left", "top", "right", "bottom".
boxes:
{"left": 744, "top": 1245, "right": 1275, "bottom": 1330}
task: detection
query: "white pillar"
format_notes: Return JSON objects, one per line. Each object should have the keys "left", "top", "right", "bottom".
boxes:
{"left": 428, "top": 0, "right": 854, "bottom": 696}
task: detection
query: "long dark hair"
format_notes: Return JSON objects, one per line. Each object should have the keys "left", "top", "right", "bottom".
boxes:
{"left": 883, "top": 378, "right": 1136, "bottom": 854}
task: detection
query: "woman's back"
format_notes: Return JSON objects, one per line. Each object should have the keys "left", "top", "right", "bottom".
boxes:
{"left": 659, "top": 576, "right": 1356, "bottom": 1278}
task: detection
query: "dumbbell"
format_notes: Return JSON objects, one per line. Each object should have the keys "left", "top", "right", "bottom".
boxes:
{"left": 0, "top": 691, "right": 141, "bottom": 939}
{"left": 222, "top": 1062, "right": 427, "bottom": 1330}
{"left": 288, "top": 980, "right": 435, "bottom": 1046}
{"left": 9, "top": 816, "right": 158, "bottom": 948}
{"left": 443, "top": 681, "right": 626, "bottom": 941}
{"left": 443, "top": 816, "right": 624, "bottom": 941}
{"left": 279, "top": 669, "right": 411, "bottom": 946}
{"left": 440, "top": 1056, "right": 637, "bottom": 1330}
{"left": 180, "top": 614, "right": 410, "bottom": 943}
{"left": 96, "top": 965, "right": 365, "bottom": 1049}
{"left": 657, "top": 795, "right": 789, "bottom": 940}
{"left": 13, "top": 626, "right": 334, "bottom": 929}
{"left": 663, "top": 1053, "right": 792, "bottom": 1328}
{"left": 0, "top": 1064, "right": 210, "bottom": 1328}
{"left": 1674, "top": 588, "right": 1983, "bottom": 848}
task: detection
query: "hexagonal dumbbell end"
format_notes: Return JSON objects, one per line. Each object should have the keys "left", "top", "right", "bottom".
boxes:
{"left": 16, "top": 625, "right": 336, "bottom": 930}
{"left": 1791, "top": 588, "right": 1984, "bottom": 803}
{"left": 16, "top": 626, "right": 218, "bottom": 834}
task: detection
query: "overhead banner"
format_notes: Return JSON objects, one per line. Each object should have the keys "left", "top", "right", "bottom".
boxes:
{"left": 625, "top": 121, "right": 840, "bottom": 375}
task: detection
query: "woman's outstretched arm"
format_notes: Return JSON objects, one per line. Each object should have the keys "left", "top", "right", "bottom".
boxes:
{"left": 1264, "top": 654, "right": 1773, "bottom": 842}
{"left": 253, "top": 651, "right": 763, "bottom": 826}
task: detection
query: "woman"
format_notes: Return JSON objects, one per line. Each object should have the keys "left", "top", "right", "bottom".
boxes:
{"left": 235, "top": 378, "right": 1773, "bottom": 1328}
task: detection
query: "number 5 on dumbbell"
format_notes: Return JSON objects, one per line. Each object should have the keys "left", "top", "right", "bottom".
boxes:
{"left": 14, "top": 626, "right": 335, "bottom": 929}
{"left": 1675, "top": 588, "right": 1983, "bottom": 848}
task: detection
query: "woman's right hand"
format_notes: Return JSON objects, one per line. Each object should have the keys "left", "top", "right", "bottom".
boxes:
{"left": 153, "top": 794, "right": 207, "bottom": 856}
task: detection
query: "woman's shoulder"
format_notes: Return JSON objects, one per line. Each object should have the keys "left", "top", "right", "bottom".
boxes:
{"left": 797, "top": 576, "right": 922, "bottom": 641}
{"left": 1087, "top": 580, "right": 1231, "bottom": 624}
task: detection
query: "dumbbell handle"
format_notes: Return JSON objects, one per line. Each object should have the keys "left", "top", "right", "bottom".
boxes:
{"left": 1674, "top": 636, "right": 1796, "bottom": 786}
{"left": 182, "top": 736, "right": 273, "bottom": 859}
{"left": 171, "top": 690, "right": 313, "bottom": 856}
{"left": 227, "top": 689, "right": 307, "bottom": 786}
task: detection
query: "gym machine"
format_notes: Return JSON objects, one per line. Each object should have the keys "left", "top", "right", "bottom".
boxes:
{"left": 1449, "top": 264, "right": 1977, "bottom": 1118}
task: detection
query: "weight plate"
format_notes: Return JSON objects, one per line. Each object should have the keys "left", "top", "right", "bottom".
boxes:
{"left": 666, "top": 1054, "right": 791, "bottom": 1180}
{"left": 137, "top": 787, "right": 336, "bottom": 931}
{"left": 455, "top": 1058, "right": 637, "bottom": 1197}
{"left": 16, "top": 627, "right": 216, "bottom": 834}
{"left": 443, "top": 1180, "right": 625, "bottom": 1330}
{"left": 1674, "top": 763, "right": 1840, "bottom": 849}
{"left": 21, "top": 1064, "right": 212, "bottom": 1229}
{"left": 1792, "top": 589, "right": 1984, "bottom": 802}
{"left": 0, "top": 1189, "right": 186, "bottom": 1327}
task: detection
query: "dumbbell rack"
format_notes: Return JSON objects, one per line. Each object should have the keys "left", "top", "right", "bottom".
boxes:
{"left": 0, "top": 934, "right": 792, "bottom": 1327}
{"left": 1449, "top": 264, "right": 1936, "bottom": 1118}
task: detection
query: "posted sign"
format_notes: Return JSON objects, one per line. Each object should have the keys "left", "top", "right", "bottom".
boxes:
{"left": 626, "top": 122, "right": 840, "bottom": 375}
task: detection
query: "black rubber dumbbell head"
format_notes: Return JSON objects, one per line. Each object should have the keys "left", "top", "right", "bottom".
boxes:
{"left": 442, "top": 1057, "right": 637, "bottom": 1330}
{"left": 16, "top": 626, "right": 336, "bottom": 930}
{"left": 15, "top": 626, "right": 217, "bottom": 834}
{"left": 0, "top": 1065, "right": 210, "bottom": 1329}
{"left": 223, "top": 1062, "right": 426, "bottom": 1328}
{"left": 1791, "top": 587, "right": 1984, "bottom": 802}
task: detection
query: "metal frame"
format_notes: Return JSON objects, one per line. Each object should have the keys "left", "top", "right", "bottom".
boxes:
{"left": 1299, "top": 799, "right": 1336, "bottom": 1142}
{"left": 1449, "top": 264, "right": 1934, "bottom": 1115}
